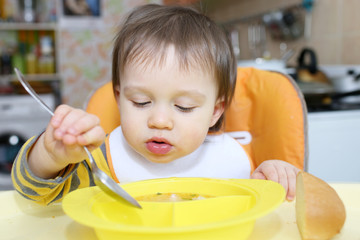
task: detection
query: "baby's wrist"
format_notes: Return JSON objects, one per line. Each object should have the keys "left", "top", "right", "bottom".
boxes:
{"left": 28, "top": 134, "right": 68, "bottom": 179}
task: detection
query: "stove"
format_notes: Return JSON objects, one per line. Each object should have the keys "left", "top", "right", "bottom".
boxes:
{"left": 292, "top": 65, "right": 360, "bottom": 181}
{"left": 288, "top": 65, "right": 360, "bottom": 112}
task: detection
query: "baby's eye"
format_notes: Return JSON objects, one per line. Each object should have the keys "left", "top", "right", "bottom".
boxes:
{"left": 132, "top": 101, "right": 151, "bottom": 107}
{"left": 176, "top": 105, "right": 195, "bottom": 113}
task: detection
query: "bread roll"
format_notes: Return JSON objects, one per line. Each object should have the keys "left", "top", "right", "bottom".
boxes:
{"left": 296, "top": 171, "right": 346, "bottom": 240}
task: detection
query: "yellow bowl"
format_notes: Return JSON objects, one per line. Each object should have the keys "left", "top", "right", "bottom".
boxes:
{"left": 62, "top": 178, "right": 285, "bottom": 240}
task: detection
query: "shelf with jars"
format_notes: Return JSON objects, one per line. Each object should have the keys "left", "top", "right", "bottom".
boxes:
{"left": 0, "top": 0, "right": 59, "bottom": 92}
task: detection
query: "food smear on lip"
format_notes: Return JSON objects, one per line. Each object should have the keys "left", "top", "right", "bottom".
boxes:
{"left": 146, "top": 140, "right": 172, "bottom": 154}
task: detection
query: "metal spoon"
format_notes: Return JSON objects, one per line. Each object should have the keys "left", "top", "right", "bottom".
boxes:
{"left": 14, "top": 68, "right": 141, "bottom": 208}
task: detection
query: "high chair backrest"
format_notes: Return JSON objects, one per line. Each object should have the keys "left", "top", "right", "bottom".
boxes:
{"left": 86, "top": 67, "right": 308, "bottom": 171}
{"left": 86, "top": 81, "right": 120, "bottom": 134}
{"left": 224, "top": 67, "right": 307, "bottom": 170}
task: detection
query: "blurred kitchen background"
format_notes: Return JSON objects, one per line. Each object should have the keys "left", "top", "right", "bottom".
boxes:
{"left": 0, "top": 0, "right": 359, "bottom": 190}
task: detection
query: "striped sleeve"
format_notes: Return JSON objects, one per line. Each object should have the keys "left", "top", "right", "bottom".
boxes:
{"left": 11, "top": 134, "right": 97, "bottom": 205}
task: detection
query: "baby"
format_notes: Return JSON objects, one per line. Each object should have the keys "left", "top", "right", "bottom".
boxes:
{"left": 11, "top": 4, "right": 299, "bottom": 205}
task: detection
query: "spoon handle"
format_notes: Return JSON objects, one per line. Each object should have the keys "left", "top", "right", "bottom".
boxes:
{"left": 14, "top": 68, "right": 55, "bottom": 116}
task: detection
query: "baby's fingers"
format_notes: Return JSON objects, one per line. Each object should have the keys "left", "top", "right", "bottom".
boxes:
{"left": 66, "top": 113, "right": 100, "bottom": 136}
{"left": 286, "top": 168, "right": 300, "bottom": 201}
{"left": 260, "top": 164, "right": 279, "bottom": 183}
{"left": 51, "top": 106, "right": 87, "bottom": 140}
{"left": 57, "top": 109, "right": 89, "bottom": 137}
{"left": 251, "top": 171, "right": 266, "bottom": 180}
{"left": 77, "top": 125, "right": 106, "bottom": 149}
{"left": 275, "top": 165, "right": 289, "bottom": 199}
{"left": 51, "top": 104, "right": 73, "bottom": 128}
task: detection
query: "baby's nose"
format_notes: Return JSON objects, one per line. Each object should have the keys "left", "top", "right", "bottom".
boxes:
{"left": 147, "top": 106, "right": 174, "bottom": 130}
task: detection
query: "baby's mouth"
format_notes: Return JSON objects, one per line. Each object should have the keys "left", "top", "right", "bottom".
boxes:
{"left": 146, "top": 139, "right": 173, "bottom": 155}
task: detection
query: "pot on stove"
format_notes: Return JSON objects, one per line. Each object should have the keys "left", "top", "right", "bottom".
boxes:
{"left": 330, "top": 69, "right": 360, "bottom": 103}
{"left": 331, "top": 69, "right": 360, "bottom": 93}
{"left": 296, "top": 48, "right": 330, "bottom": 84}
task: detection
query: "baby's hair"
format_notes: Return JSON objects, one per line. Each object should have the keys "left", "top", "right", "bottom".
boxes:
{"left": 112, "top": 4, "right": 236, "bottom": 131}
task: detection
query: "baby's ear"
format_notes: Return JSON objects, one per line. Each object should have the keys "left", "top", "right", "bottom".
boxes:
{"left": 209, "top": 98, "right": 225, "bottom": 127}
{"left": 114, "top": 85, "right": 121, "bottom": 105}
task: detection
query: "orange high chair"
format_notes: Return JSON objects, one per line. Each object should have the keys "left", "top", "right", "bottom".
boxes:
{"left": 86, "top": 67, "right": 308, "bottom": 171}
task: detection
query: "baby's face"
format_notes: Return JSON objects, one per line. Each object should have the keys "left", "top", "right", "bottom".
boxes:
{"left": 115, "top": 47, "right": 224, "bottom": 163}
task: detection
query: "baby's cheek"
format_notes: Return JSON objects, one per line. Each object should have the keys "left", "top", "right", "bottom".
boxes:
{"left": 182, "top": 128, "right": 208, "bottom": 150}
{"left": 122, "top": 122, "right": 141, "bottom": 139}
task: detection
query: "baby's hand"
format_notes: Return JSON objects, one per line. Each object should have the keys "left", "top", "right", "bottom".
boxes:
{"left": 50, "top": 105, "right": 105, "bottom": 148}
{"left": 251, "top": 160, "right": 300, "bottom": 201}
{"left": 28, "top": 105, "right": 106, "bottom": 179}
{"left": 45, "top": 104, "right": 106, "bottom": 162}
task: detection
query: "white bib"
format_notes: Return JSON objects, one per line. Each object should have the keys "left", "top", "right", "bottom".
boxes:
{"left": 108, "top": 126, "right": 251, "bottom": 183}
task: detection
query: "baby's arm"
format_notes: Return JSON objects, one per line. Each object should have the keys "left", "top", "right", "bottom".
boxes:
{"left": 28, "top": 104, "right": 106, "bottom": 179}
{"left": 251, "top": 160, "right": 300, "bottom": 201}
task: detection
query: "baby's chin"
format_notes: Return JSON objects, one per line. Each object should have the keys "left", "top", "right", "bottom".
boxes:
{"left": 140, "top": 150, "right": 190, "bottom": 164}
{"left": 143, "top": 154, "right": 181, "bottom": 164}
